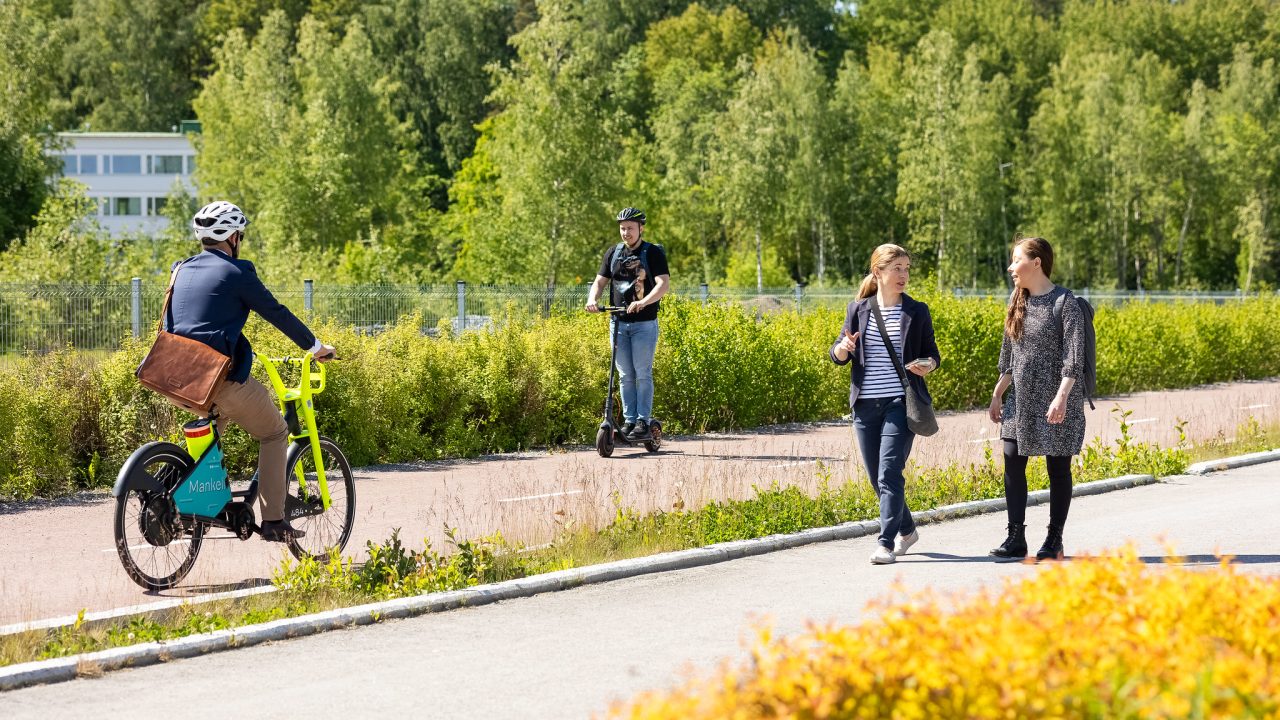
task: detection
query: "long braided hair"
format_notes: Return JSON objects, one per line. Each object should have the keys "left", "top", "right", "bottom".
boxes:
{"left": 856, "top": 244, "right": 911, "bottom": 300}
{"left": 1005, "top": 237, "right": 1054, "bottom": 341}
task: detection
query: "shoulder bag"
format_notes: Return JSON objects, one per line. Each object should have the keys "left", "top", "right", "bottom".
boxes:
{"left": 135, "top": 262, "right": 232, "bottom": 413}
{"left": 870, "top": 298, "right": 939, "bottom": 437}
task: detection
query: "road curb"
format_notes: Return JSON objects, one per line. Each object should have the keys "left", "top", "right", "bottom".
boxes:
{"left": 0, "top": 464, "right": 1249, "bottom": 693}
{"left": 1186, "top": 448, "right": 1280, "bottom": 475}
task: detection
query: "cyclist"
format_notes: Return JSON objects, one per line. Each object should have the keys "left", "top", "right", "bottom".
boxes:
{"left": 585, "top": 207, "right": 670, "bottom": 440}
{"left": 166, "top": 201, "right": 335, "bottom": 542}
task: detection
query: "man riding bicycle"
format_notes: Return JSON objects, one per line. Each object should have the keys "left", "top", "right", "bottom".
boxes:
{"left": 166, "top": 201, "right": 335, "bottom": 542}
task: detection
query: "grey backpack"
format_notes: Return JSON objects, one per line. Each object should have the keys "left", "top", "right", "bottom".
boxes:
{"left": 1054, "top": 291, "right": 1097, "bottom": 410}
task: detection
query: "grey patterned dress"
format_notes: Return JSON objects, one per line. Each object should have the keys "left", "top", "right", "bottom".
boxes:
{"left": 998, "top": 286, "right": 1087, "bottom": 457}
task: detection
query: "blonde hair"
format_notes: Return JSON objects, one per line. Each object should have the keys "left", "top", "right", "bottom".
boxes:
{"left": 1004, "top": 236, "right": 1055, "bottom": 341}
{"left": 857, "top": 244, "right": 911, "bottom": 299}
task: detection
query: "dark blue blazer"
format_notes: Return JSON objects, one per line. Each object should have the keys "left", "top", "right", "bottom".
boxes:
{"left": 165, "top": 249, "right": 316, "bottom": 383}
{"left": 829, "top": 293, "right": 941, "bottom": 409}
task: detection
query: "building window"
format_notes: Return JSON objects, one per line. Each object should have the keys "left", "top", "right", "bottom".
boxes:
{"left": 79, "top": 155, "right": 98, "bottom": 174}
{"left": 109, "top": 155, "right": 142, "bottom": 174}
{"left": 186, "top": 155, "right": 197, "bottom": 174}
{"left": 152, "top": 155, "right": 184, "bottom": 174}
{"left": 147, "top": 197, "right": 169, "bottom": 216}
{"left": 111, "top": 197, "right": 142, "bottom": 216}
{"left": 60, "top": 155, "right": 77, "bottom": 174}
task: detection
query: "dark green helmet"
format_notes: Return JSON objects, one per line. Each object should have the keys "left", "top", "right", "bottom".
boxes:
{"left": 616, "top": 207, "right": 646, "bottom": 225}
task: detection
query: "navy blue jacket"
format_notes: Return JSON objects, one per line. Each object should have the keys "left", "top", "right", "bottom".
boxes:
{"left": 166, "top": 249, "right": 316, "bottom": 383}
{"left": 829, "top": 293, "right": 941, "bottom": 409}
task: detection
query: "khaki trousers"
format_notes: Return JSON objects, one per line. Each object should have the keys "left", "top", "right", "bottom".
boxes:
{"left": 205, "top": 377, "right": 289, "bottom": 522}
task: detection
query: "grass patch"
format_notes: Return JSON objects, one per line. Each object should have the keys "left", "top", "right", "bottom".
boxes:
{"left": 5, "top": 409, "right": 1254, "bottom": 670}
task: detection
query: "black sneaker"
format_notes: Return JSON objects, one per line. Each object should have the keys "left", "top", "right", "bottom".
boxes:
{"left": 627, "top": 419, "right": 649, "bottom": 440}
{"left": 260, "top": 519, "right": 306, "bottom": 543}
{"left": 620, "top": 421, "right": 635, "bottom": 438}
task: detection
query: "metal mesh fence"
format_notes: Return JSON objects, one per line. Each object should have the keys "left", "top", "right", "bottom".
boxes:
{"left": 0, "top": 281, "right": 1271, "bottom": 354}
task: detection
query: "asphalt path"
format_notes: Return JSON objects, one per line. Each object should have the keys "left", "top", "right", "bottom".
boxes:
{"left": 2, "top": 462, "right": 1277, "bottom": 718}
{"left": 0, "top": 379, "right": 1277, "bottom": 626}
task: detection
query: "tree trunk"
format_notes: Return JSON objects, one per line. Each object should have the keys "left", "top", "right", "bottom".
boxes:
{"left": 816, "top": 217, "right": 827, "bottom": 287}
{"left": 1174, "top": 193, "right": 1193, "bottom": 287}
{"left": 755, "top": 225, "right": 763, "bottom": 294}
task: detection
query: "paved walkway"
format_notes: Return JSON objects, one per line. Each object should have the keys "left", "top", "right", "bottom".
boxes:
{"left": 1, "top": 463, "right": 1277, "bottom": 718}
{"left": 0, "top": 379, "right": 1277, "bottom": 625}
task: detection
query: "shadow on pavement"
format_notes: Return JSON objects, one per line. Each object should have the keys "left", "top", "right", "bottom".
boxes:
{"left": 667, "top": 453, "right": 844, "bottom": 463}
{"left": 0, "top": 493, "right": 112, "bottom": 516}
{"left": 174, "top": 578, "right": 275, "bottom": 596}
{"left": 909, "top": 552, "right": 1001, "bottom": 563}
{"left": 1139, "top": 554, "right": 1280, "bottom": 565}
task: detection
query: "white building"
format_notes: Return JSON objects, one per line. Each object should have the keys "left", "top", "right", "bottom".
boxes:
{"left": 54, "top": 130, "right": 198, "bottom": 236}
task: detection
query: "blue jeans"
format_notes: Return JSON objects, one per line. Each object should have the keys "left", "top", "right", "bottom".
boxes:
{"left": 852, "top": 396, "right": 916, "bottom": 549}
{"left": 611, "top": 319, "right": 658, "bottom": 422}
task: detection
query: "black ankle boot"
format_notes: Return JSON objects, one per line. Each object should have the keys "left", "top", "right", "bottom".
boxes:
{"left": 989, "top": 523, "right": 1027, "bottom": 561}
{"left": 1036, "top": 524, "right": 1065, "bottom": 561}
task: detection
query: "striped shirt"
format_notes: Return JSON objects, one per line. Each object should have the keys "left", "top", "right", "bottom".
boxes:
{"left": 860, "top": 304, "right": 905, "bottom": 399}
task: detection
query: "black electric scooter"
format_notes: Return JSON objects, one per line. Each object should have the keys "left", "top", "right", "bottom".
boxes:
{"left": 595, "top": 306, "right": 662, "bottom": 457}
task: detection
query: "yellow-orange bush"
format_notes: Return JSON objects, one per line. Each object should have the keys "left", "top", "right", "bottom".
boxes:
{"left": 611, "top": 550, "right": 1280, "bottom": 719}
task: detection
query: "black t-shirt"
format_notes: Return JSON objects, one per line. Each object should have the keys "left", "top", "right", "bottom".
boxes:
{"left": 599, "top": 241, "right": 669, "bottom": 322}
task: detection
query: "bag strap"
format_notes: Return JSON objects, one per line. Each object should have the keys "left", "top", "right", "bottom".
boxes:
{"left": 158, "top": 260, "right": 188, "bottom": 333}
{"left": 869, "top": 296, "right": 910, "bottom": 391}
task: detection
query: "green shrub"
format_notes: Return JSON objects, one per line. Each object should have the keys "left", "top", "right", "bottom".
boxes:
{"left": 1, "top": 295, "right": 1277, "bottom": 499}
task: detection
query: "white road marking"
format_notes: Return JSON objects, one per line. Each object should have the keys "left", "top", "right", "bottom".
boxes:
{"left": 1240, "top": 404, "right": 1271, "bottom": 410}
{"left": 1129, "top": 418, "right": 1157, "bottom": 425}
{"left": 101, "top": 539, "right": 192, "bottom": 553}
{"left": 968, "top": 437, "right": 998, "bottom": 444}
{"left": 496, "top": 490, "right": 584, "bottom": 504}
{"left": 0, "top": 584, "right": 279, "bottom": 636}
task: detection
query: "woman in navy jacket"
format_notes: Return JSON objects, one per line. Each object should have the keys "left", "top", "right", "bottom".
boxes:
{"left": 830, "top": 244, "right": 941, "bottom": 565}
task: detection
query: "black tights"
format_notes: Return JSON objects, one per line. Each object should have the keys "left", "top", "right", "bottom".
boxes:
{"left": 1003, "top": 439, "right": 1072, "bottom": 528}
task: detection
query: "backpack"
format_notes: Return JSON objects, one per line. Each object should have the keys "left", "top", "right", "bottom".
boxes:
{"left": 609, "top": 241, "right": 656, "bottom": 307}
{"left": 1054, "top": 291, "right": 1097, "bottom": 410}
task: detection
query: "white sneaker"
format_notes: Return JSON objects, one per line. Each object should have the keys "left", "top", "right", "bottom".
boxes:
{"left": 869, "top": 546, "right": 896, "bottom": 564}
{"left": 894, "top": 529, "right": 919, "bottom": 556}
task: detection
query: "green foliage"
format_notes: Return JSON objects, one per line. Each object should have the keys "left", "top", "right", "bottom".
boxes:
{"left": 193, "top": 10, "right": 407, "bottom": 282}
{"left": 0, "top": 0, "right": 59, "bottom": 249}
{"left": 4, "top": 294, "right": 1280, "bottom": 500}
{"left": 57, "top": 0, "right": 203, "bottom": 132}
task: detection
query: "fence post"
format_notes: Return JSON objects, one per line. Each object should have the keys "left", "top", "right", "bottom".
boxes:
{"left": 700, "top": 283, "right": 708, "bottom": 306}
{"left": 794, "top": 283, "right": 803, "bottom": 304}
{"left": 304, "top": 279, "right": 313, "bottom": 313}
{"left": 131, "top": 277, "right": 142, "bottom": 339}
{"left": 456, "top": 280, "right": 466, "bottom": 332}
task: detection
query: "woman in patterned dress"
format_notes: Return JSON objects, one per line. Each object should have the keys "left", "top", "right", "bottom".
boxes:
{"left": 830, "top": 244, "right": 941, "bottom": 565}
{"left": 987, "top": 237, "right": 1087, "bottom": 561}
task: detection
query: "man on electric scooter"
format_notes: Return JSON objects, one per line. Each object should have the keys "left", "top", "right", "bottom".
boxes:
{"left": 166, "top": 201, "right": 336, "bottom": 542}
{"left": 585, "top": 207, "right": 671, "bottom": 441}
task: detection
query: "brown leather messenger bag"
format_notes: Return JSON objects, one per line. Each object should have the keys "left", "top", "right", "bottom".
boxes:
{"left": 135, "top": 262, "right": 232, "bottom": 413}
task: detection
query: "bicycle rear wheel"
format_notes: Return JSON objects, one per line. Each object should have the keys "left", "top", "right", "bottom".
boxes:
{"left": 114, "top": 445, "right": 205, "bottom": 591}
{"left": 284, "top": 437, "right": 356, "bottom": 561}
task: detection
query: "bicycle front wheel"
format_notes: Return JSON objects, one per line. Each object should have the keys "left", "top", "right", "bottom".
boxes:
{"left": 284, "top": 437, "right": 356, "bottom": 560}
{"left": 114, "top": 444, "right": 205, "bottom": 591}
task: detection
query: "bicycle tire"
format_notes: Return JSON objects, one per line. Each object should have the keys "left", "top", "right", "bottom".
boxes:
{"left": 284, "top": 437, "right": 356, "bottom": 561}
{"left": 113, "top": 444, "right": 205, "bottom": 591}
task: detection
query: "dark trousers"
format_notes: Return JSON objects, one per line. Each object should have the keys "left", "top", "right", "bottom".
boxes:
{"left": 1002, "top": 439, "right": 1073, "bottom": 527}
{"left": 853, "top": 396, "right": 916, "bottom": 549}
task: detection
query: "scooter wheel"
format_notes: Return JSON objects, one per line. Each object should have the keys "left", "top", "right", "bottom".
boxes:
{"left": 596, "top": 428, "right": 615, "bottom": 457}
{"left": 644, "top": 421, "right": 662, "bottom": 453}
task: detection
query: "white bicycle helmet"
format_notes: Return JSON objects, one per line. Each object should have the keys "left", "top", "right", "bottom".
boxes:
{"left": 192, "top": 201, "right": 249, "bottom": 243}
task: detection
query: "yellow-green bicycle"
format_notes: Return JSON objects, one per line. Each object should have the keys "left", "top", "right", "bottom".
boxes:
{"left": 112, "top": 355, "right": 356, "bottom": 590}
